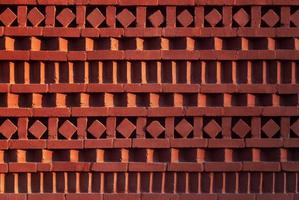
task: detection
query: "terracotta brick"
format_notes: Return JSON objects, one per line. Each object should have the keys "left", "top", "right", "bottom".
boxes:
{"left": 0, "top": 0, "right": 296, "bottom": 198}
{"left": 28, "top": 194, "right": 65, "bottom": 200}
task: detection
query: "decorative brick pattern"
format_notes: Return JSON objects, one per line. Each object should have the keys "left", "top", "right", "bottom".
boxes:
{"left": 0, "top": 0, "right": 298, "bottom": 199}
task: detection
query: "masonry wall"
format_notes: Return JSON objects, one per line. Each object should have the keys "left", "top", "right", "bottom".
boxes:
{"left": 0, "top": 0, "right": 298, "bottom": 199}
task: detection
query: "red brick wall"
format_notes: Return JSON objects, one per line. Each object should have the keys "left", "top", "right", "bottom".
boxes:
{"left": 0, "top": 0, "right": 298, "bottom": 199}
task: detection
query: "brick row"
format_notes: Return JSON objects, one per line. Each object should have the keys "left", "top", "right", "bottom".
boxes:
{"left": 0, "top": 5, "right": 298, "bottom": 29}
{"left": 0, "top": 173, "right": 298, "bottom": 194}
{"left": 0, "top": 138, "right": 298, "bottom": 148}
{"left": 2, "top": 27, "right": 299, "bottom": 37}
{"left": 0, "top": 194, "right": 298, "bottom": 200}
{"left": 0, "top": 116, "right": 297, "bottom": 140}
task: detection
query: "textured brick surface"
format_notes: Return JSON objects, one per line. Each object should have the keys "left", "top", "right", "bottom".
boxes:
{"left": 0, "top": 0, "right": 297, "bottom": 199}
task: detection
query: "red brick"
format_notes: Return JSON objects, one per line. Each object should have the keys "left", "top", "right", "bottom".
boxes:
{"left": 256, "top": 194, "right": 293, "bottom": 200}
{"left": 84, "top": 139, "right": 113, "bottom": 148}
{"left": 52, "top": 162, "right": 90, "bottom": 171}
{"left": 91, "top": 163, "right": 128, "bottom": 172}
{"left": 128, "top": 163, "right": 166, "bottom": 171}
{"left": 142, "top": 194, "right": 179, "bottom": 200}
{"left": 47, "top": 140, "right": 83, "bottom": 149}
{"left": 245, "top": 138, "right": 283, "bottom": 148}
{"left": 242, "top": 162, "right": 281, "bottom": 171}
{"left": 10, "top": 84, "right": 48, "bottom": 93}
{"left": 67, "top": 194, "right": 103, "bottom": 200}
{"left": 0, "top": 194, "right": 27, "bottom": 200}
{"left": 32, "top": 108, "right": 71, "bottom": 117}
{"left": 9, "top": 163, "right": 37, "bottom": 172}
{"left": 218, "top": 194, "right": 255, "bottom": 200}
{"left": 104, "top": 194, "right": 140, "bottom": 200}
{"left": 170, "top": 138, "right": 207, "bottom": 148}
{"left": 133, "top": 138, "right": 170, "bottom": 148}
{"left": 28, "top": 194, "right": 65, "bottom": 200}
{"left": 167, "top": 163, "right": 203, "bottom": 171}
{"left": 204, "top": 162, "right": 242, "bottom": 172}
{"left": 9, "top": 140, "right": 46, "bottom": 149}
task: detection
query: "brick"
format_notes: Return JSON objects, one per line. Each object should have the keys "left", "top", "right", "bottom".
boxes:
{"left": 179, "top": 194, "right": 217, "bottom": 200}
{"left": 142, "top": 194, "right": 179, "bottom": 200}
{"left": 128, "top": 163, "right": 166, "bottom": 171}
{"left": 47, "top": 140, "right": 83, "bottom": 149}
{"left": 147, "top": 108, "right": 185, "bottom": 116}
{"left": 162, "top": 84, "right": 200, "bottom": 93}
{"left": 52, "top": 162, "right": 90, "bottom": 171}
{"left": 84, "top": 139, "right": 113, "bottom": 148}
{"left": 87, "top": 50, "right": 124, "bottom": 60}
{"left": 4, "top": 27, "right": 42, "bottom": 36}
{"left": 208, "top": 139, "right": 245, "bottom": 148}
{"left": 170, "top": 138, "right": 207, "bottom": 148}
{"left": 10, "top": 84, "right": 48, "bottom": 93}
{"left": 133, "top": 138, "right": 170, "bottom": 148}
{"left": 30, "top": 51, "right": 67, "bottom": 61}
{"left": 32, "top": 108, "right": 71, "bottom": 117}
{"left": 37, "top": 163, "right": 52, "bottom": 171}
{"left": 9, "top": 140, "right": 46, "bottom": 149}
{"left": 28, "top": 194, "right": 65, "bottom": 200}
{"left": 242, "top": 162, "right": 281, "bottom": 171}
{"left": 218, "top": 194, "right": 255, "bottom": 200}
{"left": 86, "top": 84, "right": 123, "bottom": 92}
{"left": 43, "top": 27, "right": 80, "bottom": 37}
{"left": 0, "top": 108, "right": 32, "bottom": 117}
{"left": 67, "top": 194, "right": 103, "bottom": 200}
{"left": 49, "top": 84, "right": 86, "bottom": 93}
{"left": 124, "top": 84, "right": 162, "bottom": 93}
{"left": 245, "top": 138, "right": 283, "bottom": 148}
{"left": 161, "top": 50, "right": 199, "bottom": 60}
{"left": 0, "top": 194, "right": 25, "bottom": 200}
{"left": 281, "top": 162, "right": 299, "bottom": 171}
{"left": 108, "top": 107, "right": 147, "bottom": 116}
{"left": 0, "top": 51, "right": 30, "bottom": 60}
{"left": 256, "top": 194, "right": 293, "bottom": 200}
{"left": 91, "top": 163, "right": 128, "bottom": 172}
{"left": 119, "top": 0, "right": 158, "bottom": 5}
{"left": 104, "top": 194, "right": 140, "bottom": 200}
{"left": 65, "top": 194, "right": 103, "bottom": 200}
{"left": 204, "top": 162, "right": 242, "bottom": 172}
{"left": 72, "top": 107, "right": 109, "bottom": 116}
{"left": 0, "top": 164, "right": 8, "bottom": 173}
{"left": 125, "top": 50, "right": 161, "bottom": 60}
{"left": 167, "top": 163, "right": 203, "bottom": 171}
{"left": 9, "top": 163, "right": 37, "bottom": 172}
{"left": 124, "top": 28, "right": 162, "bottom": 37}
